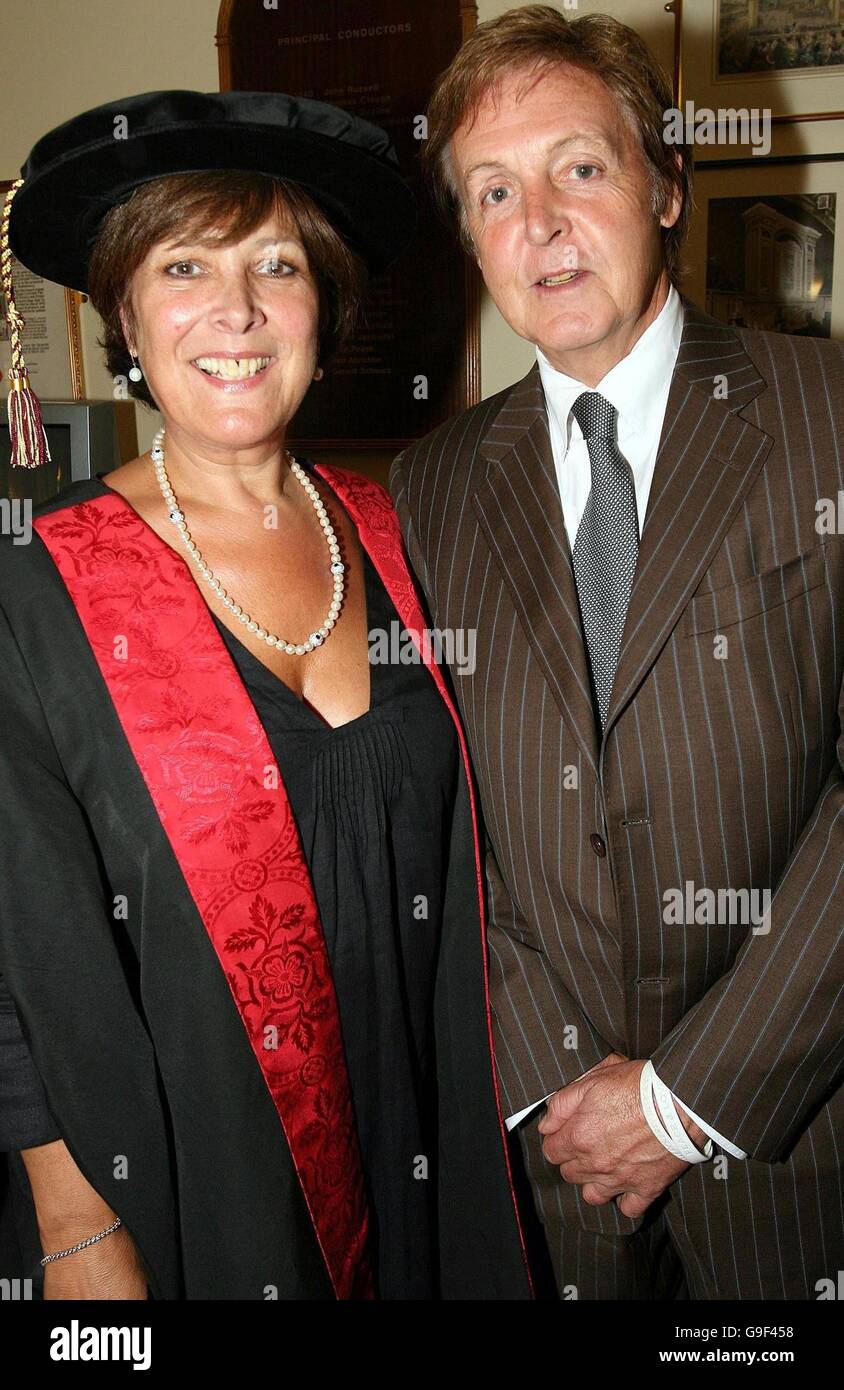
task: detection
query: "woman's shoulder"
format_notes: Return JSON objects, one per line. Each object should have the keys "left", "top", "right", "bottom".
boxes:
{"left": 0, "top": 474, "right": 109, "bottom": 610}
{"left": 308, "top": 463, "right": 399, "bottom": 558}
{"left": 33, "top": 473, "right": 111, "bottom": 517}
{"left": 305, "top": 458, "right": 393, "bottom": 510}
{"left": 28, "top": 451, "right": 150, "bottom": 525}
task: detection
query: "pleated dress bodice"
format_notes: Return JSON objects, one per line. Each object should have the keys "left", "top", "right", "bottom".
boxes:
{"left": 210, "top": 538, "right": 459, "bottom": 1299}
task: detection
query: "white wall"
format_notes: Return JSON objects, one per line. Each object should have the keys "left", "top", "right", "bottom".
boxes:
{"left": 1, "top": 0, "right": 221, "bottom": 455}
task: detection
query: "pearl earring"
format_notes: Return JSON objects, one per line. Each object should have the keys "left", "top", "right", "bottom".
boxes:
{"left": 128, "top": 354, "right": 143, "bottom": 383}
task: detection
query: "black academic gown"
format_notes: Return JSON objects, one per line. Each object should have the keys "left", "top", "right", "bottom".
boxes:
{"left": 0, "top": 467, "right": 532, "bottom": 1300}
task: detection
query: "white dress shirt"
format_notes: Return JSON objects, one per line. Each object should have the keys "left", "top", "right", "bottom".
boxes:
{"left": 504, "top": 285, "right": 746, "bottom": 1161}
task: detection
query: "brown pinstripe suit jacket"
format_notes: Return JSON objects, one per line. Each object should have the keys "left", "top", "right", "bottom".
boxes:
{"left": 390, "top": 296, "right": 844, "bottom": 1255}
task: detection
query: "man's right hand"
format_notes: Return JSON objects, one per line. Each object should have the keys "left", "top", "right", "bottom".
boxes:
{"left": 581, "top": 1051, "right": 629, "bottom": 1077}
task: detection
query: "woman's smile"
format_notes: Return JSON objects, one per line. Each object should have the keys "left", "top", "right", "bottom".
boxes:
{"left": 189, "top": 353, "right": 277, "bottom": 390}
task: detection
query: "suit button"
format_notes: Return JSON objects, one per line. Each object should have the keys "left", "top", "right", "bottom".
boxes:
{"left": 590, "top": 833, "right": 607, "bottom": 857}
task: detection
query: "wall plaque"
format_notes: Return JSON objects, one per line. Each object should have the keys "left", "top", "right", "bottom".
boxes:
{"left": 217, "top": 0, "right": 478, "bottom": 450}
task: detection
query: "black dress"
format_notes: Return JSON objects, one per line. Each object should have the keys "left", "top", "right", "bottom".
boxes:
{"left": 209, "top": 544, "right": 459, "bottom": 1298}
{"left": 0, "top": 476, "right": 459, "bottom": 1300}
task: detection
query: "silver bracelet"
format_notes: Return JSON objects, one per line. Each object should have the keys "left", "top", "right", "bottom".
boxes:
{"left": 40, "top": 1216, "right": 122, "bottom": 1266}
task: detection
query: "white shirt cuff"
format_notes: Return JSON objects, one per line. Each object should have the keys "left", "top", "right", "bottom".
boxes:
{"left": 505, "top": 1091, "right": 556, "bottom": 1131}
{"left": 656, "top": 1071, "right": 747, "bottom": 1159}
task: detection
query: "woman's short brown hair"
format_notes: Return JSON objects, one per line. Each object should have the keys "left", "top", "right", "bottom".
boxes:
{"left": 87, "top": 170, "right": 368, "bottom": 411}
{"left": 424, "top": 5, "right": 694, "bottom": 287}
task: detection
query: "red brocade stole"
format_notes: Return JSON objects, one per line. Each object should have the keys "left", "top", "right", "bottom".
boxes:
{"left": 33, "top": 465, "right": 525, "bottom": 1298}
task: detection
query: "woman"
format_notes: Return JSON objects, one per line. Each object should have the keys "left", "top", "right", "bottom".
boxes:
{"left": 0, "top": 90, "right": 531, "bottom": 1300}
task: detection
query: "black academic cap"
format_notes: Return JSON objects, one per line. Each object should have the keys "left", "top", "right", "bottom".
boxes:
{"left": 1, "top": 89, "right": 416, "bottom": 468}
{"left": 8, "top": 89, "right": 416, "bottom": 289}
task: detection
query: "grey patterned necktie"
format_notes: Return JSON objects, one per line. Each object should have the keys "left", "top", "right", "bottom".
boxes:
{"left": 570, "top": 391, "right": 639, "bottom": 731}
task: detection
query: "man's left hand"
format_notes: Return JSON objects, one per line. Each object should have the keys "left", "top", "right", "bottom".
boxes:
{"left": 536, "top": 1059, "right": 709, "bottom": 1218}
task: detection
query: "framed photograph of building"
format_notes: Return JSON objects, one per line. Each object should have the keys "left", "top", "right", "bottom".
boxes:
{"left": 679, "top": 0, "right": 844, "bottom": 125}
{"left": 683, "top": 154, "right": 843, "bottom": 338}
{"left": 0, "top": 180, "right": 86, "bottom": 401}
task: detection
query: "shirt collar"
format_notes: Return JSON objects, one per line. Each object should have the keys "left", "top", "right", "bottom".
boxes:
{"left": 536, "top": 284, "right": 684, "bottom": 443}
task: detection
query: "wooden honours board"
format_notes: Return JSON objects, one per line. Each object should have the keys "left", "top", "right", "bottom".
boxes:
{"left": 217, "top": 0, "right": 479, "bottom": 451}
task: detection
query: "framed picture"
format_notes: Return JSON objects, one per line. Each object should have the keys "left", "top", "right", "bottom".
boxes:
{"left": 679, "top": 0, "right": 844, "bottom": 127}
{"left": 0, "top": 180, "right": 86, "bottom": 400}
{"left": 683, "top": 153, "right": 843, "bottom": 338}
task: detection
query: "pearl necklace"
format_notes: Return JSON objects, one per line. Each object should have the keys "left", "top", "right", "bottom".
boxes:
{"left": 150, "top": 425, "right": 344, "bottom": 655}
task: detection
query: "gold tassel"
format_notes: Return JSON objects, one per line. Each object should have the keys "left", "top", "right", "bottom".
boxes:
{"left": 1, "top": 179, "right": 51, "bottom": 469}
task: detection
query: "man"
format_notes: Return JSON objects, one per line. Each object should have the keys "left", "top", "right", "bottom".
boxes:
{"left": 390, "top": 7, "right": 844, "bottom": 1300}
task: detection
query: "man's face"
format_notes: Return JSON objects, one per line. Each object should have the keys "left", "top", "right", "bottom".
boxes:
{"left": 451, "top": 63, "right": 682, "bottom": 379}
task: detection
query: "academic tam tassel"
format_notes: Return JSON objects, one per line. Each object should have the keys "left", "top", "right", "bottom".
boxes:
{"left": 1, "top": 179, "right": 51, "bottom": 468}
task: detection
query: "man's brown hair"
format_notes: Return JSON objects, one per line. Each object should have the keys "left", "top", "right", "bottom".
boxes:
{"left": 87, "top": 170, "right": 368, "bottom": 411}
{"left": 424, "top": 5, "right": 694, "bottom": 286}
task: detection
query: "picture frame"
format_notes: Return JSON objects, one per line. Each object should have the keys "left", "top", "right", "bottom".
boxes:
{"left": 683, "top": 152, "right": 843, "bottom": 339}
{"left": 0, "top": 179, "right": 86, "bottom": 401}
{"left": 677, "top": 0, "right": 844, "bottom": 129}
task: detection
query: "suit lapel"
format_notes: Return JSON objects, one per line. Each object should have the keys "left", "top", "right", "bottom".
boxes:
{"left": 471, "top": 367, "right": 601, "bottom": 777}
{"left": 471, "top": 298, "right": 775, "bottom": 766}
{"left": 603, "top": 299, "right": 775, "bottom": 742}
